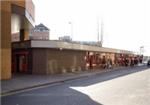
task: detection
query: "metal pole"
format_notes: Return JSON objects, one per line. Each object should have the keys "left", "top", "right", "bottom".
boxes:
{"left": 101, "top": 19, "right": 103, "bottom": 47}
{"left": 69, "top": 21, "right": 73, "bottom": 41}
{"left": 97, "top": 17, "right": 100, "bottom": 43}
{"left": 140, "top": 46, "right": 144, "bottom": 55}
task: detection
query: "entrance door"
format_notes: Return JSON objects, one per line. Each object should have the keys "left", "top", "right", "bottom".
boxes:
{"left": 13, "top": 52, "right": 28, "bottom": 73}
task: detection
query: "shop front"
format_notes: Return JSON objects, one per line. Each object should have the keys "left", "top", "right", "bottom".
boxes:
{"left": 12, "top": 50, "right": 31, "bottom": 74}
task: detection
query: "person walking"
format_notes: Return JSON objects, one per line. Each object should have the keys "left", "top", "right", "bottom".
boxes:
{"left": 102, "top": 56, "right": 106, "bottom": 69}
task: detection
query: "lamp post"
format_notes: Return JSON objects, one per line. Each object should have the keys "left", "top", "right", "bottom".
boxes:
{"left": 97, "top": 17, "right": 100, "bottom": 43}
{"left": 97, "top": 16, "right": 103, "bottom": 47}
{"left": 101, "top": 19, "right": 104, "bottom": 47}
{"left": 140, "top": 46, "right": 144, "bottom": 55}
{"left": 68, "top": 21, "right": 73, "bottom": 41}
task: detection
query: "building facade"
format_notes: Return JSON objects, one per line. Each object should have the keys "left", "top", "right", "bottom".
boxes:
{"left": 30, "top": 23, "right": 49, "bottom": 40}
{"left": 59, "top": 36, "right": 72, "bottom": 42}
{"left": 12, "top": 40, "right": 134, "bottom": 75}
{"left": 0, "top": 0, "right": 35, "bottom": 79}
{"left": 1, "top": 0, "right": 137, "bottom": 80}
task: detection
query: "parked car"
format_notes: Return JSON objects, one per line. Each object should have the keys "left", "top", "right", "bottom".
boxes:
{"left": 147, "top": 60, "right": 150, "bottom": 66}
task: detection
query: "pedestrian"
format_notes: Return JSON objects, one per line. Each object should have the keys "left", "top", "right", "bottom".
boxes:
{"left": 125, "top": 58, "right": 128, "bottom": 66}
{"left": 102, "top": 56, "right": 106, "bottom": 69}
{"left": 130, "top": 57, "right": 134, "bottom": 67}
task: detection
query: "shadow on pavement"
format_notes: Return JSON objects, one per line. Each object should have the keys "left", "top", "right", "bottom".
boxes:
{"left": 2, "top": 84, "right": 103, "bottom": 105}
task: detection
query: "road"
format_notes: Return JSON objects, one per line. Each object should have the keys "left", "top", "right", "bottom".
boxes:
{"left": 1, "top": 66, "right": 150, "bottom": 105}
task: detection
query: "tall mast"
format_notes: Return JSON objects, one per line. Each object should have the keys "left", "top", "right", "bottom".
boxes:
{"left": 97, "top": 17, "right": 100, "bottom": 43}
{"left": 101, "top": 19, "right": 103, "bottom": 47}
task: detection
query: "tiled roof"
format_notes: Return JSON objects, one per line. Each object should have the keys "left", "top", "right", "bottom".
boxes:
{"left": 34, "top": 23, "right": 49, "bottom": 31}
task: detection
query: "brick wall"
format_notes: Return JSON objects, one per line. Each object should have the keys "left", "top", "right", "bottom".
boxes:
{"left": 32, "top": 31, "right": 49, "bottom": 40}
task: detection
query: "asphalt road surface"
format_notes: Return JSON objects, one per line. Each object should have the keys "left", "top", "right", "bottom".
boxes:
{"left": 2, "top": 66, "right": 150, "bottom": 105}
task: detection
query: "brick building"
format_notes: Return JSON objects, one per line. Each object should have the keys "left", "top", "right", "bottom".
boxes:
{"left": 30, "top": 23, "right": 49, "bottom": 40}
{"left": 12, "top": 40, "right": 134, "bottom": 75}
{"left": 1, "top": 0, "right": 35, "bottom": 79}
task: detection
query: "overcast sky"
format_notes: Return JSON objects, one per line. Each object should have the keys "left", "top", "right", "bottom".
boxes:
{"left": 33, "top": 0, "right": 150, "bottom": 56}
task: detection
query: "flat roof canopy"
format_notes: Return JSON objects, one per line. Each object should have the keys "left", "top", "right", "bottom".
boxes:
{"left": 12, "top": 40, "right": 134, "bottom": 54}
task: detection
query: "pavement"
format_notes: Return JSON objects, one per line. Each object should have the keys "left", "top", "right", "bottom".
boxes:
{"left": 0, "top": 65, "right": 145, "bottom": 96}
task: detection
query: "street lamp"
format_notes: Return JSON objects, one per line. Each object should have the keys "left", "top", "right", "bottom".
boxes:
{"left": 68, "top": 21, "right": 73, "bottom": 41}
{"left": 97, "top": 16, "right": 103, "bottom": 47}
{"left": 140, "top": 46, "right": 144, "bottom": 55}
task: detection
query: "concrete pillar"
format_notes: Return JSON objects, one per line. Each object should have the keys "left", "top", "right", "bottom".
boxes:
{"left": 0, "top": 1, "right": 12, "bottom": 79}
